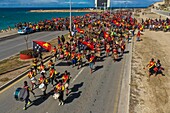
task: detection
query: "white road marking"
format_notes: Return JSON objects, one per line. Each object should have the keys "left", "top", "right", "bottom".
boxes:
{"left": 71, "top": 67, "right": 85, "bottom": 83}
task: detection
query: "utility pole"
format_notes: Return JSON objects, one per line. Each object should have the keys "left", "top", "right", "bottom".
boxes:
{"left": 70, "top": 0, "right": 72, "bottom": 34}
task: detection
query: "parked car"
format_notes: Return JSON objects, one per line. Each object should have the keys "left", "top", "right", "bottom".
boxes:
{"left": 18, "top": 27, "right": 33, "bottom": 34}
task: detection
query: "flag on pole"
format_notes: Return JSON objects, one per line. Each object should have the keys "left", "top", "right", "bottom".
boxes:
{"left": 33, "top": 40, "right": 52, "bottom": 52}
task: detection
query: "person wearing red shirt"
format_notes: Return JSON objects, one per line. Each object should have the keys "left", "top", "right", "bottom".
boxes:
{"left": 62, "top": 70, "right": 71, "bottom": 96}
{"left": 89, "top": 53, "right": 95, "bottom": 74}
{"left": 136, "top": 30, "right": 141, "bottom": 41}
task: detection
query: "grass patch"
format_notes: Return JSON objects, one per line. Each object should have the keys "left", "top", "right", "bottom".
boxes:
{"left": 0, "top": 77, "right": 10, "bottom": 82}
{"left": 0, "top": 55, "right": 30, "bottom": 75}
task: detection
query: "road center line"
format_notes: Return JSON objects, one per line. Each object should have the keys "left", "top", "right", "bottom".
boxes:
{"left": 71, "top": 67, "right": 85, "bottom": 84}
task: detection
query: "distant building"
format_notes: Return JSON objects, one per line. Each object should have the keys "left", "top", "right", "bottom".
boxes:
{"left": 95, "top": 0, "right": 111, "bottom": 9}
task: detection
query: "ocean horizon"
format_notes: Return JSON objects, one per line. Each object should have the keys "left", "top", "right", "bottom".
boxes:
{"left": 0, "top": 7, "right": 147, "bottom": 30}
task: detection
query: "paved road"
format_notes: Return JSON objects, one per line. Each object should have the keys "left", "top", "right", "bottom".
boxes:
{"left": 151, "top": 9, "right": 170, "bottom": 18}
{"left": 0, "top": 42, "right": 131, "bottom": 113}
{"left": 0, "top": 31, "right": 68, "bottom": 61}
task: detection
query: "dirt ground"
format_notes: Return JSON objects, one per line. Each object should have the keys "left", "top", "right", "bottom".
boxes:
{"left": 130, "top": 10, "right": 170, "bottom": 113}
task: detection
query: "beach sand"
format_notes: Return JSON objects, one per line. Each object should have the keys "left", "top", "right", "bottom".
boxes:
{"left": 130, "top": 10, "right": 170, "bottom": 113}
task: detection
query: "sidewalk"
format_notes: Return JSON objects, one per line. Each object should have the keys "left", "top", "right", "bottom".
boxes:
{"left": 0, "top": 29, "right": 18, "bottom": 39}
{"left": 151, "top": 9, "right": 170, "bottom": 18}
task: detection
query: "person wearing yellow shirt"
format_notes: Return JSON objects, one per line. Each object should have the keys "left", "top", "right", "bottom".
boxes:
{"left": 27, "top": 68, "right": 37, "bottom": 89}
{"left": 49, "top": 66, "right": 57, "bottom": 86}
{"left": 54, "top": 80, "right": 65, "bottom": 106}
{"left": 89, "top": 53, "right": 95, "bottom": 74}
{"left": 37, "top": 61, "right": 46, "bottom": 73}
{"left": 76, "top": 52, "right": 83, "bottom": 69}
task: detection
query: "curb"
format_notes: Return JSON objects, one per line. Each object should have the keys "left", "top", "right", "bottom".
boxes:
{"left": 0, "top": 56, "right": 53, "bottom": 91}
{"left": 117, "top": 38, "right": 133, "bottom": 113}
{"left": 0, "top": 33, "right": 18, "bottom": 42}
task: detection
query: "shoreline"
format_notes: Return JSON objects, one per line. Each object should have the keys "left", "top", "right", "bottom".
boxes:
{"left": 29, "top": 9, "right": 103, "bottom": 13}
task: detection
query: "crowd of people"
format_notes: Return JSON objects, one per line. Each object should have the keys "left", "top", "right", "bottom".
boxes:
{"left": 16, "top": 9, "right": 166, "bottom": 110}
{"left": 142, "top": 17, "right": 170, "bottom": 32}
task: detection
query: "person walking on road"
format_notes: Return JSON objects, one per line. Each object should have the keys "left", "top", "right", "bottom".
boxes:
{"left": 62, "top": 70, "right": 71, "bottom": 96}
{"left": 49, "top": 66, "right": 57, "bottom": 86}
{"left": 27, "top": 68, "right": 37, "bottom": 89}
{"left": 89, "top": 53, "right": 95, "bottom": 74}
{"left": 23, "top": 81, "right": 35, "bottom": 110}
{"left": 54, "top": 80, "right": 65, "bottom": 106}
{"left": 61, "top": 35, "right": 65, "bottom": 44}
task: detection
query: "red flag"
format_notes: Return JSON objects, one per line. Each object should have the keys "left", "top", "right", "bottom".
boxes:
{"left": 82, "top": 41, "right": 94, "bottom": 50}
{"left": 104, "top": 31, "right": 109, "bottom": 38}
{"left": 33, "top": 40, "right": 52, "bottom": 52}
{"left": 76, "top": 28, "right": 80, "bottom": 32}
{"left": 76, "top": 28, "right": 84, "bottom": 34}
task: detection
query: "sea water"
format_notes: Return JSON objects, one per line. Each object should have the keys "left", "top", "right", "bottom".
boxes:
{"left": 0, "top": 8, "right": 89, "bottom": 30}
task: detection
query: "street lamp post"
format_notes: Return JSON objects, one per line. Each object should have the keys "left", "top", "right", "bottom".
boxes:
{"left": 110, "top": 1, "right": 111, "bottom": 15}
{"left": 70, "top": 0, "right": 72, "bottom": 34}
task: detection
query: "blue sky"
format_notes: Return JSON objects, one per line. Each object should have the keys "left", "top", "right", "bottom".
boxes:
{"left": 0, "top": 0, "right": 161, "bottom": 7}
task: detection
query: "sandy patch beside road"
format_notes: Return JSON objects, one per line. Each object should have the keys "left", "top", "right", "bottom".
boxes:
{"left": 130, "top": 27, "right": 170, "bottom": 113}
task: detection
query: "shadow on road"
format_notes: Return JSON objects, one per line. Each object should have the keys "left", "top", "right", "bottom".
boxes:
{"left": 27, "top": 92, "right": 51, "bottom": 109}
{"left": 94, "top": 65, "right": 103, "bottom": 73}
{"left": 124, "top": 51, "right": 129, "bottom": 54}
{"left": 64, "top": 82, "right": 83, "bottom": 104}
{"left": 70, "top": 82, "right": 84, "bottom": 93}
{"left": 64, "top": 91, "right": 82, "bottom": 104}
{"left": 55, "top": 61, "right": 71, "bottom": 66}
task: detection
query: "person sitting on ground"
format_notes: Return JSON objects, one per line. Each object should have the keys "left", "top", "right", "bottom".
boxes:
{"left": 154, "top": 59, "right": 164, "bottom": 76}
{"left": 146, "top": 58, "right": 156, "bottom": 78}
